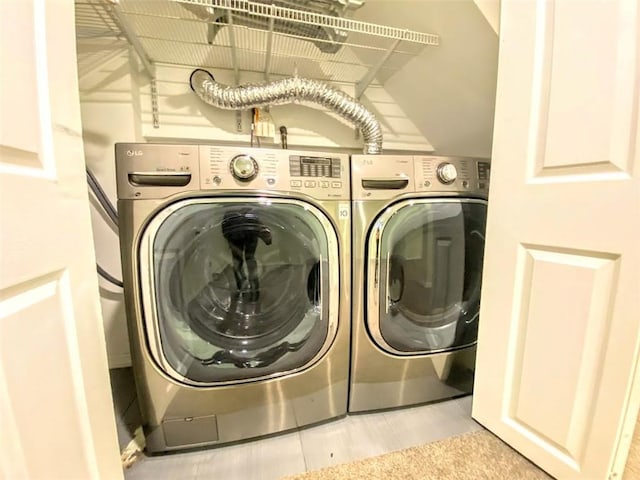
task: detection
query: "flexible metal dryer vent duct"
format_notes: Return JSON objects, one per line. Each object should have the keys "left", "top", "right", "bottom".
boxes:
{"left": 189, "top": 69, "right": 383, "bottom": 154}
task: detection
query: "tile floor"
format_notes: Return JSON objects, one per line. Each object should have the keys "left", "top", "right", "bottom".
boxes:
{"left": 109, "top": 368, "right": 482, "bottom": 480}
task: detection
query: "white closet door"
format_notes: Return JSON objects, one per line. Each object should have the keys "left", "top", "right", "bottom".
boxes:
{"left": 473, "top": 0, "right": 640, "bottom": 479}
{"left": 0, "top": 1, "right": 122, "bottom": 478}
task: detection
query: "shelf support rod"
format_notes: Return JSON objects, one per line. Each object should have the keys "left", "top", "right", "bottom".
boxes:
{"left": 355, "top": 37, "right": 403, "bottom": 100}
{"left": 264, "top": 15, "right": 275, "bottom": 82}
{"left": 227, "top": 11, "right": 240, "bottom": 85}
{"left": 227, "top": 11, "right": 243, "bottom": 132}
{"left": 107, "top": 2, "right": 159, "bottom": 128}
{"left": 150, "top": 77, "right": 160, "bottom": 129}
{"left": 107, "top": 2, "right": 155, "bottom": 79}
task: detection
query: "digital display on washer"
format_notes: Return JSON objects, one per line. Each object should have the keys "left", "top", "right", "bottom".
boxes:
{"left": 289, "top": 155, "right": 341, "bottom": 178}
{"left": 301, "top": 157, "right": 331, "bottom": 165}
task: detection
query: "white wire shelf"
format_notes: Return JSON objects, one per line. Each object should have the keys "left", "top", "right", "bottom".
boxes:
{"left": 75, "top": 0, "right": 440, "bottom": 127}
{"left": 174, "top": 0, "right": 439, "bottom": 44}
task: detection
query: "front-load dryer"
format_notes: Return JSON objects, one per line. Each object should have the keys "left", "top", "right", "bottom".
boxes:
{"left": 349, "top": 154, "right": 490, "bottom": 412}
{"left": 115, "top": 144, "right": 351, "bottom": 452}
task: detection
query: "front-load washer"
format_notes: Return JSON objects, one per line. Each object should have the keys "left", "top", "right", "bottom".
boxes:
{"left": 349, "top": 154, "right": 490, "bottom": 412}
{"left": 115, "top": 144, "right": 351, "bottom": 452}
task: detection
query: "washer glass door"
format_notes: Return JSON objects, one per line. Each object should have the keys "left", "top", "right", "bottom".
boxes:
{"left": 139, "top": 198, "right": 338, "bottom": 385}
{"left": 367, "top": 199, "right": 487, "bottom": 354}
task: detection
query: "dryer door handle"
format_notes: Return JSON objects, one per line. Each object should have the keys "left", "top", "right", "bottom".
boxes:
{"left": 361, "top": 178, "right": 409, "bottom": 190}
{"left": 371, "top": 224, "right": 383, "bottom": 308}
{"left": 383, "top": 252, "right": 391, "bottom": 314}
{"left": 373, "top": 238, "right": 379, "bottom": 290}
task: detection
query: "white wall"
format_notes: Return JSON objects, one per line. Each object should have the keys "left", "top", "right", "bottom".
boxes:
{"left": 474, "top": 0, "right": 501, "bottom": 33}
{"left": 80, "top": 51, "right": 143, "bottom": 368}
{"left": 356, "top": 0, "right": 500, "bottom": 157}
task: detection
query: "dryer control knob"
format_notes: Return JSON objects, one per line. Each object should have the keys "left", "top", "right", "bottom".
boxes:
{"left": 437, "top": 163, "right": 458, "bottom": 184}
{"left": 230, "top": 155, "right": 258, "bottom": 181}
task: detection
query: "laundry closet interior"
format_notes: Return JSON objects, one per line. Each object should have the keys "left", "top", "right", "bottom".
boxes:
{"left": 76, "top": 0, "right": 499, "bottom": 477}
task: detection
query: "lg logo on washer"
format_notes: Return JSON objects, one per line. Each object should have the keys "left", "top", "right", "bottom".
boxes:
{"left": 126, "top": 149, "right": 144, "bottom": 157}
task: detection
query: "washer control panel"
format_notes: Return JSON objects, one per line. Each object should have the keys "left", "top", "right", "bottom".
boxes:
{"left": 115, "top": 143, "right": 349, "bottom": 200}
{"left": 200, "top": 146, "right": 349, "bottom": 200}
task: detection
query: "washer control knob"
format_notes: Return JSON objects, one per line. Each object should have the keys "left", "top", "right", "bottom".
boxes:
{"left": 230, "top": 155, "right": 258, "bottom": 181}
{"left": 437, "top": 162, "right": 457, "bottom": 184}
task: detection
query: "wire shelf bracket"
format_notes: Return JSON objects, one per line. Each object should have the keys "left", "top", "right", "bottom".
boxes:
{"left": 264, "top": 15, "right": 276, "bottom": 83}
{"left": 226, "top": 10, "right": 244, "bottom": 132}
{"left": 107, "top": 1, "right": 160, "bottom": 128}
{"left": 355, "top": 36, "right": 403, "bottom": 100}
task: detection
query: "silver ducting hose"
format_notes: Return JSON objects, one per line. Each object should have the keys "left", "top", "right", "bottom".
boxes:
{"left": 190, "top": 69, "right": 383, "bottom": 154}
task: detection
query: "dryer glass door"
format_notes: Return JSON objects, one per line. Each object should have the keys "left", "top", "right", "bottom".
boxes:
{"left": 368, "top": 199, "right": 487, "bottom": 354}
{"left": 139, "top": 198, "right": 339, "bottom": 385}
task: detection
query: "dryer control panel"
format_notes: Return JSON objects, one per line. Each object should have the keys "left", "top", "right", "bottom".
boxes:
{"left": 351, "top": 154, "right": 490, "bottom": 201}
{"left": 414, "top": 155, "right": 490, "bottom": 193}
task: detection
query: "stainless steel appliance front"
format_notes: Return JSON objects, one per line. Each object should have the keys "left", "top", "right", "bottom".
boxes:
{"left": 349, "top": 154, "right": 489, "bottom": 412}
{"left": 116, "top": 144, "right": 351, "bottom": 452}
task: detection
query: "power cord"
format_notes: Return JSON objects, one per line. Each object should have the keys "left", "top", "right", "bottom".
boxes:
{"left": 97, "top": 264, "right": 124, "bottom": 289}
{"left": 86, "top": 167, "right": 124, "bottom": 289}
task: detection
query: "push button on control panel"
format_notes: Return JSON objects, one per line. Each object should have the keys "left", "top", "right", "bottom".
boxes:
{"left": 290, "top": 180, "right": 302, "bottom": 187}
{"left": 331, "top": 181, "right": 342, "bottom": 188}
{"left": 305, "top": 180, "right": 317, "bottom": 188}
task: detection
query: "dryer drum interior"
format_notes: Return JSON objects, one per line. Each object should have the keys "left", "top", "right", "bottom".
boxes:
{"left": 147, "top": 200, "right": 331, "bottom": 384}
{"left": 375, "top": 200, "right": 487, "bottom": 353}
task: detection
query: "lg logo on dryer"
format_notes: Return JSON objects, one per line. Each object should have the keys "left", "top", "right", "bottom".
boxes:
{"left": 127, "top": 150, "right": 144, "bottom": 157}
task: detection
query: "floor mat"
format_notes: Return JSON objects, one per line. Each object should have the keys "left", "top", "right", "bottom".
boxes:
{"left": 283, "top": 429, "right": 553, "bottom": 480}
